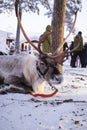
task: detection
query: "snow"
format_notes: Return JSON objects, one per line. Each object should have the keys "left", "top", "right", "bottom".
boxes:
{"left": 0, "top": 59, "right": 87, "bottom": 130}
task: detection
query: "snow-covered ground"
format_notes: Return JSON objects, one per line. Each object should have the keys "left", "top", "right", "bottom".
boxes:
{"left": 0, "top": 59, "right": 87, "bottom": 130}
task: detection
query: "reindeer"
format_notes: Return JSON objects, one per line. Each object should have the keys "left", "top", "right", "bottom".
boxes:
{"left": 0, "top": 0, "right": 79, "bottom": 96}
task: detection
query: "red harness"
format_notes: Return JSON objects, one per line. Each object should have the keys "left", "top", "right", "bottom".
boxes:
{"left": 29, "top": 88, "right": 58, "bottom": 98}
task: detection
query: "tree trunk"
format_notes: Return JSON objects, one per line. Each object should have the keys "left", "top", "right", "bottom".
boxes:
{"left": 51, "top": 0, "right": 66, "bottom": 73}
{"left": 15, "top": 6, "right": 22, "bottom": 54}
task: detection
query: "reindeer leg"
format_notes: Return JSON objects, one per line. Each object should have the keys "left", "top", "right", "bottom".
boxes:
{"left": 0, "top": 78, "right": 4, "bottom": 85}
{"left": 0, "top": 85, "right": 29, "bottom": 95}
{"left": 4, "top": 75, "right": 26, "bottom": 87}
{"left": 0, "top": 75, "right": 26, "bottom": 94}
{"left": 0, "top": 71, "right": 4, "bottom": 85}
{"left": 0, "top": 75, "right": 33, "bottom": 94}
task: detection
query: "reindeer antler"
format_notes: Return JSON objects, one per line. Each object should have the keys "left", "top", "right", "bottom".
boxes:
{"left": 64, "top": 9, "right": 79, "bottom": 41}
{"left": 15, "top": 0, "right": 79, "bottom": 65}
{"left": 37, "top": 9, "right": 79, "bottom": 63}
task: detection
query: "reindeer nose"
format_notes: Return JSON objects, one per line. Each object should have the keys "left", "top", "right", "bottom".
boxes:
{"left": 55, "top": 74, "right": 63, "bottom": 83}
{"left": 51, "top": 73, "right": 63, "bottom": 84}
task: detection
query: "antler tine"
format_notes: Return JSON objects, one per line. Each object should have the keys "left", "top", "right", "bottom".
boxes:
{"left": 15, "top": 0, "right": 19, "bottom": 17}
{"left": 15, "top": 0, "right": 40, "bottom": 52}
{"left": 55, "top": 9, "right": 79, "bottom": 53}
{"left": 64, "top": 9, "right": 79, "bottom": 42}
{"left": 52, "top": 35, "right": 80, "bottom": 65}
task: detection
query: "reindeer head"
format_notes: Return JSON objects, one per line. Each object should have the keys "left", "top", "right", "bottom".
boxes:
{"left": 15, "top": 0, "right": 79, "bottom": 85}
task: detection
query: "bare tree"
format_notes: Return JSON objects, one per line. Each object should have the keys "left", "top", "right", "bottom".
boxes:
{"left": 15, "top": 2, "right": 22, "bottom": 53}
{"left": 51, "top": 0, "right": 66, "bottom": 72}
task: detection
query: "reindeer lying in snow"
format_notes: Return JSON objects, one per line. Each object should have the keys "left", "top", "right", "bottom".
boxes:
{"left": 0, "top": 1, "right": 79, "bottom": 96}
{"left": 0, "top": 53, "right": 63, "bottom": 94}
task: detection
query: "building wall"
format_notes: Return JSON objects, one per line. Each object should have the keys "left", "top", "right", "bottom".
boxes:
{"left": 0, "top": 30, "right": 8, "bottom": 54}
{"left": 0, "top": 30, "right": 15, "bottom": 54}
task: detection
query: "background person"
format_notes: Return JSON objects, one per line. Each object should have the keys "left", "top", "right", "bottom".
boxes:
{"left": 70, "top": 41, "right": 75, "bottom": 67}
{"left": 63, "top": 42, "right": 69, "bottom": 59}
{"left": 40, "top": 25, "right": 52, "bottom": 53}
{"left": 72, "top": 31, "right": 85, "bottom": 67}
{"left": 83, "top": 42, "right": 87, "bottom": 67}
{"left": 63, "top": 42, "right": 68, "bottom": 51}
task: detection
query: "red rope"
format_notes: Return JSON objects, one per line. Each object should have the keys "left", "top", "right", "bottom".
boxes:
{"left": 29, "top": 89, "right": 58, "bottom": 98}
